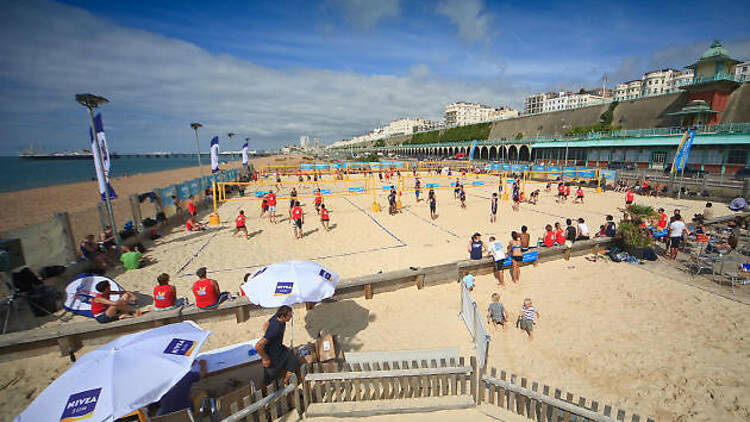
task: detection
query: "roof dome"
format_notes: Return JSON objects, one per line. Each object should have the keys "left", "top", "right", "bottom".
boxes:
{"left": 700, "top": 39, "right": 730, "bottom": 60}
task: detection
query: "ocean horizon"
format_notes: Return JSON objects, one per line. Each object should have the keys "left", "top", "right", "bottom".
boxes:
{"left": 0, "top": 155, "right": 241, "bottom": 193}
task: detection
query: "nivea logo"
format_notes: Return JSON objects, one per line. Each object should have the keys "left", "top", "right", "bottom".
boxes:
{"left": 60, "top": 388, "right": 101, "bottom": 422}
{"left": 274, "top": 281, "right": 293, "bottom": 296}
{"left": 318, "top": 269, "right": 333, "bottom": 281}
{"left": 163, "top": 338, "right": 196, "bottom": 356}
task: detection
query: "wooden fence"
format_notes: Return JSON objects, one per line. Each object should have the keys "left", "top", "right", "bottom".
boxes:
{"left": 212, "top": 374, "right": 300, "bottom": 422}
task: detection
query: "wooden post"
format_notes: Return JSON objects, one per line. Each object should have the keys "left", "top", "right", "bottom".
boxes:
{"left": 235, "top": 305, "right": 249, "bottom": 323}
{"left": 57, "top": 335, "right": 82, "bottom": 357}
{"left": 564, "top": 247, "right": 571, "bottom": 261}
{"left": 305, "top": 302, "right": 315, "bottom": 310}
{"left": 415, "top": 273, "right": 425, "bottom": 290}
{"left": 364, "top": 284, "right": 373, "bottom": 299}
{"left": 470, "top": 356, "right": 478, "bottom": 404}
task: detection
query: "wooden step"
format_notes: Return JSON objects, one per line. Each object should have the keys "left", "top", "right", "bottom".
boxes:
{"left": 304, "top": 395, "right": 474, "bottom": 418}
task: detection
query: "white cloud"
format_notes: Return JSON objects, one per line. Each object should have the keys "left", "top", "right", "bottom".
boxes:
{"left": 0, "top": 0, "right": 523, "bottom": 153}
{"left": 436, "top": 0, "right": 493, "bottom": 43}
{"left": 325, "top": 0, "right": 400, "bottom": 29}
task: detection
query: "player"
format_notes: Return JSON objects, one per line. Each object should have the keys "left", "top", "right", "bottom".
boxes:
{"left": 267, "top": 189, "right": 277, "bottom": 223}
{"left": 428, "top": 188, "right": 437, "bottom": 220}
{"left": 320, "top": 204, "right": 331, "bottom": 231}
{"left": 291, "top": 201, "right": 304, "bottom": 239}
{"left": 490, "top": 192, "right": 499, "bottom": 222}
{"left": 574, "top": 186, "right": 584, "bottom": 204}
{"left": 314, "top": 188, "right": 323, "bottom": 214}
{"left": 232, "top": 210, "right": 249, "bottom": 239}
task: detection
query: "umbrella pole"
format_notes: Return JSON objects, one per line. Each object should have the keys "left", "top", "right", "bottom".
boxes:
{"left": 290, "top": 316, "right": 294, "bottom": 348}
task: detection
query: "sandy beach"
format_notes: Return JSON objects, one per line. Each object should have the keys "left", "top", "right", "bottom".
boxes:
{"left": 2, "top": 254, "right": 748, "bottom": 421}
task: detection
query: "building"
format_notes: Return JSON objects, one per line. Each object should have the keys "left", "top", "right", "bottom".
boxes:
{"left": 735, "top": 60, "right": 750, "bottom": 81}
{"left": 414, "top": 119, "right": 444, "bottom": 133}
{"left": 540, "top": 91, "right": 606, "bottom": 113}
{"left": 299, "top": 136, "right": 309, "bottom": 149}
{"left": 614, "top": 69, "right": 694, "bottom": 101}
{"left": 382, "top": 117, "right": 426, "bottom": 137}
{"left": 524, "top": 92, "right": 555, "bottom": 114}
{"left": 444, "top": 102, "right": 518, "bottom": 126}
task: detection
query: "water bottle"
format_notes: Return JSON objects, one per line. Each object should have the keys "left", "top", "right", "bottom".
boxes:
{"left": 248, "top": 347, "right": 257, "bottom": 357}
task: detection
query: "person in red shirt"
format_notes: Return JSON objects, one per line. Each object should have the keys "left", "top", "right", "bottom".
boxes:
{"left": 556, "top": 183, "right": 566, "bottom": 203}
{"left": 320, "top": 203, "right": 331, "bottom": 231}
{"left": 657, "top": 208, "right": 668, "bottom": 229}
{"left": 186, "top": 216, "right": 206, "bottom": 231}
{"left": 565, "top": 184, "right": 571, "bottom": 199}
{"left": 540, "top": 224, "right": 556, "bottom": 247}
{"left": 554, "top": 222, "right": 566, "bottom": 245}
{"left": 233, "top": 210, "right": 249, "bottom": 239}
{"left": 574, "top": 186, "right": 584, "bottom": 204}
{"left": 187, "top": 195, "right": 197, "bottom": 217}
{"left": 90, "top": 280, "right": 139, "bottom": 323}
{"left": 291, "top": 201, "right": 304, "bottom": 239}
{"left": 192, "top": 267, "right": 229, "bottom": 310}
{"left": 267, "top": 189, "right": 278, "bottom": 223}
{"left": 626, "top": 190, "right": 634, "bottom": 205}
{"left": 153, "top": 273, "right": 187, "bottom": 311}
{"left": 314, "top": 189, "right": 323, "bottom": 214}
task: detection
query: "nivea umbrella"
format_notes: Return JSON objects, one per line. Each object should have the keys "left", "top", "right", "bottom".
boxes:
{"left": 63, "top": 274, "right": 124, "bottom": 318}
{"left": 240, "top": 260, "right": 339, "bottom": 345}
{"left": 16, "top": 321, "right": 211, "bottom": 422}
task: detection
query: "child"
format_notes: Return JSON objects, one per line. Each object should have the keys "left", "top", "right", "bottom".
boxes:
{"left": 487, "top": 293, "right": 507, "bottom": 332}
{"left": 233, "top": 210, "right": 249, "bottom": 239}
{"left": 574, "top": 186, "right": 584, "bottom": 204}
{"left": 488, "top": 236, "right": 505, "bottom": 286}
{"left": 490, "top": 192, "right": 498, "bottom": 223}
{"left": 320, "top": 203, "right": 331, "bottom": 231}
{"left": 462, "top": 274, "right": 475, "bottom": 292}
{"left": 518, "top": 298, "right": 539, "bottom": 340}
{"left": 626, "top": 189, "right": 634, "bottom": 205}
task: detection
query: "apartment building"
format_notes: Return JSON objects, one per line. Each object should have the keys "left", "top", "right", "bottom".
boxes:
{"left": 736, "top": 60, "right": 750, "bottom": 81}
{"left": 444, "top": 102, "right": 518, "bottom": 126}
{"left": 614, "top": 69, "right": 694, "bottom": 101}
{"left": 524, "top": 92, "right": 554, "bottom": 114}
{"left": 540, "top": 91, "right": 606, "bottom": 112}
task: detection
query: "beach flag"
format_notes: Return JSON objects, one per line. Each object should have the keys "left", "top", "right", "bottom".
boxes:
{"left": 210, "top": 136, "right": 220, "bottom": 174}
{"left": 469, "top": 139, "right": 478, "bottom": 161}
{"left": 89, "top": 113, "right": 117, "bottom": 201}
{"left": 242, "top": 141, "right": 249, "bottom": 166}
{"left": 671, "top": 128, "right": 696, "bottom": 174}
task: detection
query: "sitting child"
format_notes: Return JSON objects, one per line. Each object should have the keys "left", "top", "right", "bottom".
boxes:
{"left": 487, "top": 293, "right": 507, "bottom": 332}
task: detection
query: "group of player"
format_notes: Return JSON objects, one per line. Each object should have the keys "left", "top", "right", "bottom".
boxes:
{"left": 232, "top": 187, "right": 332, "bottom": 240}
{"left": 550, "top": 181, "right": 585, "bottom": 204}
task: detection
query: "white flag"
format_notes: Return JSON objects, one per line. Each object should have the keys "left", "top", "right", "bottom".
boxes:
{"left": 210, "top": 136, "right": 219, "bottom": 173}
{"left": 242, "top": 141, "right": 248, "bottom": 166}
{"left": 90, "top": 113, "right": 117, "bottom": 200}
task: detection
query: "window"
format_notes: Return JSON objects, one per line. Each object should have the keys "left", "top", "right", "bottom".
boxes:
{"left": 727, "top": 149, "right": 748, "bottom": 165}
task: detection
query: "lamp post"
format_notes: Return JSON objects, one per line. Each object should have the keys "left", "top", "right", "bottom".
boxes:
{"left": 190, "top": 122, "right": 204, "bottom": 181}
{"left": 75, "top": 93, "right": 120, "bottom": 252}
{"left": 227, "top": 132, "right": 235, "bottom": 160}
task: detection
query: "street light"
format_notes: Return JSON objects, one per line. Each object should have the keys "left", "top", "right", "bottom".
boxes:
{"left": 227, "top": 132, "right": 235, "bottom": 160}
{"left": 190, "top": 122, "right": 204, "bottom": 181}
{"left": 75, "top": 93, "right": 120, "bottom": 253}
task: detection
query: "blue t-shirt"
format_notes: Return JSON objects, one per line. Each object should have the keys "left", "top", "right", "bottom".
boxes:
{"left": 264, "top": 316, "right": 287, "bottom": 364}
{"left": 157, "top": 370, "right": 200, "bottom": 415}
{"left": 470, "top": 240, "right": 483, "bottom": 260}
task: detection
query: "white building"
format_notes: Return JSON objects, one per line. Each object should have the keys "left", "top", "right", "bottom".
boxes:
{"left": 382, "top": 117, "right": 426, "bottom": 137}
{"left": 540, "top": 91, "right": 606, "bottom": 113}
{"left": 736, "top": 60, "right": 750, "bottom": 81}
{"left": 444, "top": 102, "right": 518, "bottom": 126}
{"left": 299, "top": 136, "right": 309, "bottom": 149}
{"left": 614, "top": 69, "right": 694, "bottom": 101}
{"left": 524, "top": 92, "right": 554, "bottom": 114}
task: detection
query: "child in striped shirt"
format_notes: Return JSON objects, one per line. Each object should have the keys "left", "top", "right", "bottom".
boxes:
{"left": 518, "top": 298, "right": 540, "bottom": 340}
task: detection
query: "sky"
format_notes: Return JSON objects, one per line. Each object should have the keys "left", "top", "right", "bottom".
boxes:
{"left": 0, "top": 0, "right": 748, "bottom": 154}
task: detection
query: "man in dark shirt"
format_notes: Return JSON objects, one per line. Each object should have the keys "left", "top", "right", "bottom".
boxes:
{"left": 565, "top": 219, "right": 577, "bottom": 244}
{"left": 255, "top": 305, "right": 298, "bottom": 386}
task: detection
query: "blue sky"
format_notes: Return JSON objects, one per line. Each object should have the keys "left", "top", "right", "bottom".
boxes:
{"left": 0, "top": 0, "right": 748, "bottom": 154}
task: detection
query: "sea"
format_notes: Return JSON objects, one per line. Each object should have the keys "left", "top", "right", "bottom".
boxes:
{"left": 0, "top": 156, "right": 241, "bottom": 193}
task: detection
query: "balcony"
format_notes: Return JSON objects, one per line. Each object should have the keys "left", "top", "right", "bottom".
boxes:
{"left": 677, "top": 73, "right": 747, "bottom": 87}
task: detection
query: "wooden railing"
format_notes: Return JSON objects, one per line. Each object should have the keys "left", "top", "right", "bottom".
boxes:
{"left": 302, "top": 357, "right": 476, "bottom": 407}
{"left": 480, "top": 368, "right": 654, "bottom": 422}
{"left": 217, "top": 374, "right": 300, "bottom": 422}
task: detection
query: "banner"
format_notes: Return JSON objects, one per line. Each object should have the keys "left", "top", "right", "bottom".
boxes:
{"left": 210, "top": 136, "right": 219, "bottom": 174}
{"left": 674, "top": 128, "right": 696, "bottom": 172}
{"left": 670, "top": 130, "right": 689, "bottom": 174}
{"left": 468, "top": 140, "right": 478, "bottom": 161}
{"left": 89, "top": 113, "right": 117, "bottom": 201}
{"left": 242, "top": 141, "right": 248, "bottom": 166}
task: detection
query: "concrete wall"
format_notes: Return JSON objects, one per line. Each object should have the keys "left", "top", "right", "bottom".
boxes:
{"left": 0, "top": 213, "right": 77, "bottom": 271}
{"left": 722, "top": 82, "right": 750, "bottom": 123}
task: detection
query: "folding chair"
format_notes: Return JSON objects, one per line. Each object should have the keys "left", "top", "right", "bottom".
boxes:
{"left": 725, "top": 264, "right": 750, "bottom": 294}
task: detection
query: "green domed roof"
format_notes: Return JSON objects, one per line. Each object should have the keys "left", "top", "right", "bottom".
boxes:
{"left": 700, "top": 40, "right": 730, "bottom": 60}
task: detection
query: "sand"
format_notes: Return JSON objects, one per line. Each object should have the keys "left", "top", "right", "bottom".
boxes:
{"left": 2, "top": 256, "right": 748, "bottom": 421}
{"left": 0, "top": 154, "right": 309, "bottom": 242}
{"left": 1, "top": 166, "right": 747, "bottom": 421}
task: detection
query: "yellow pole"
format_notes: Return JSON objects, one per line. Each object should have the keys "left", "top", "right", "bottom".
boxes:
{"left": 502, "top": 171, "right": 509, "bottom": 201}
{"left": 212, "top": 180, "right": 217, "bottom": 213}
{"left": 596, "top": 168, "right": 602, "bottom": 193}
{"left": 397, "top": 175, "right": 403, "bottom": 211}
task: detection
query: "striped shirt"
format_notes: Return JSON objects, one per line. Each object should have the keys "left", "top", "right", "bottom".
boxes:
{"left": 521, "top": 305, "right": 537, "bottom": 321}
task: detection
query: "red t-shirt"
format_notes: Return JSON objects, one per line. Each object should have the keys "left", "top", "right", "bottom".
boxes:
{"left": 292, "top": 206, "right": 302, "bottom": 220}
{"left": 236, "top": 214, "right": 245, "bottom": 227}
{"left": 321, "top": 208, "right": 329, "bottom": 220}
{"left": 556, "top": 228, "right": 566, "bottom": 245}
{"left": 558, "top": 185, "right": 564, "bottom": 193}
{"left": 153, "top": 285, "right": 176, "bottom": 309}
{"left": 565, "top": 186, "right": 570, "bottom": 195}
{"left": 90, "top": 291, "right": 110, "bottom": 316}
{"left": 314, "top": 194, "right": 322, "bottom": 204}
{"left": 188, "top": 201, "right": 196, "bottom": 215}
{"left": 186, "top": 220, "right": 195, "bottom": 231}
{"left": 543, "top": 231, "right": 555, "bottom": 247}
{"left": 626, "top": 191, "right": 634, "bottom": 202}
{"left": 193, "top": 279, "right": 218, "bottom": 308}
{"left": 657, "top": 212, "right": 667, "bottom": 228}
{"left": 267, "top": 193, "right": 277, "bottom": 206}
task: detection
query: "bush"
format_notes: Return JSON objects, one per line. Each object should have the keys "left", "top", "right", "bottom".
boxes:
{"left": 615, "top": 221, "right": 653, "bottom": 250}
{"left": 355, "top": 153, "right": 379, "bottom": 162}
{"left": 373, "top": 139, "right": 385, "bottom": 147}
{"left": 407, "top": 122, "right": 491, "bottom": 145}
{"left": 624, "top": 204, "right": 657, "bottom": 225}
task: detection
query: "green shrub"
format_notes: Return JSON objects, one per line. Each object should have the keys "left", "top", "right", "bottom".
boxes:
{"left": 625, "top": 204, "right": 657, "bottom": 225}
{"left": 615, "top": 221, "right": 653, "bottom": 249}
{"left": 355, "top": 153, "right": 379, "bottom": 162}
{"left": 406, "top": 122, "right": 491, "bottom": 145}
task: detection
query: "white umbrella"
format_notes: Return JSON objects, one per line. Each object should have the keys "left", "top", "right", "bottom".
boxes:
{"left": 240, "top": 260, "right": 339, "bottom": 345}
{"left": 16, "top": 321, "right": 211, "bottom": 422}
